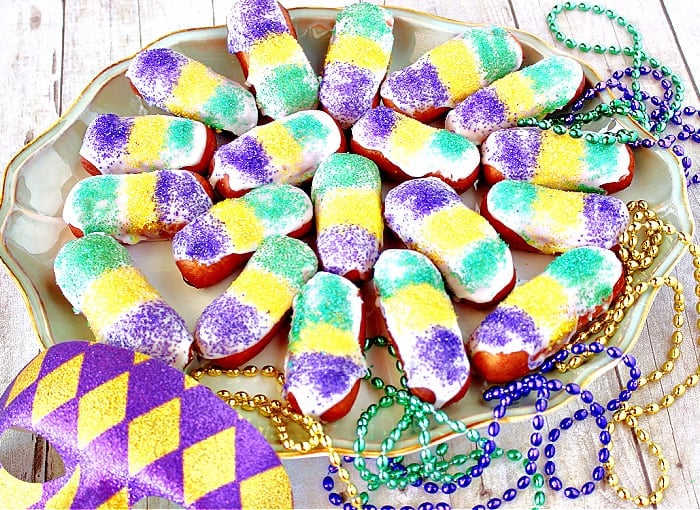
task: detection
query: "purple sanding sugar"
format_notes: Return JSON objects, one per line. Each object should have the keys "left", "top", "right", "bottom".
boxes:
{"left": 384, "top": 60, "right": 449, "bottom": 111}
{"left": 491, "top": 129, "right": 540, "bottom": 180}
{"left": 286, "top": 351, "right": 363, "bottom": 401}
{"left": 454, "top": 87, "right": 506, "bottom": 127}
{"left": 356, "top": 105, "right": 398, "bottom": 140}
{"left": 86, "top": 114, "right": 131, "bottom": 161}
{"left": 130, "top": 48, "right": 187, "bottom": 104}
{"left": 414, "top": 326, "right": 469, "bottom": 382}
{"left": 316, "top": 224, "right": 379, "bottom": 276}
{"left": 101, "top": 300, "right": 191, "bottom": 367}
{"left": 385, "top": 178, "right": 459, "bottom": 225}
{"left": 172, "top": 215, "right": 228, "bottom": 263}
{"left": 154, "top": 171, "right": 211, "bottom": 224}
{"left": 196, "top": 293, "right": 267, "bottom": 356}
{"left": 217, "top": 136, "right": 272, "bottom": 185}
{"left": 319, "top": 63, "right": 375, "bottom": 128}
{"left": 227, "top": 0, "right": 289, "bottom": 53}
{"left": 474, "top": 305, "right": 542, "bottom": 348}
{"left": 582, "top": 194, "right": 628, "bottom": 248}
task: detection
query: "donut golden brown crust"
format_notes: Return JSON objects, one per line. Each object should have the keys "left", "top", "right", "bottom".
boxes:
{"left": 212, "top": 129, "right": 347, "bottom": 199}
{"left": 176, "top": 219, "right": 312, "bottom": 289}
{"left": 469, "top": 248, "right": 626, "bottom": 384}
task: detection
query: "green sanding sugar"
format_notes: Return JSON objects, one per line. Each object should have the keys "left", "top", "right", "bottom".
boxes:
{"left": 243, "top": 184, "right": 310, "bottom": 230}
{"left": 457, "top": 237, "right": 509, "bottom": 292}
{"left": 284, "top": 111, "right": 330, "bottom": 148}
{"left": 525, "top": 57, "right": 580, "bottom": 110}
{"left": 54, "top": 233, "right": 131, "bottom": 305}
{"left": 202, "top": 84, "right": 245, "bottom": 129}
{"left": 429, "top": 129, "right": 475, "bottom": 161}
{"left": 71, "top": 176, "right": 120, "bottom": 234}
{"left": 469, "top": 27, "right": 519, "bottom": 82}
{"left": 251, "top": 235, "right": 317, "bottom": 289}
{"left": 545, "top": 247, "right": 613, "bottom": 308}
{"left": 584, "top": 141, "right": 619, "bottom": 181}
{"left": 166, "top": 118, "right": 195, "bottom": 152}
{"left": 491, "top": 180, "right": 537, "bottom": 216}
{"left": 258, "top": 64, "right": 319, "bottom": 115}
{"left": 290, "top": 272, "right": 355, "bottom": 333}
{"left": 335, "top": 2, "right": 392, "bottom": 41}
{"left": 374, "top": 250, "right": 444, "bottom": 299}
{"left": 311, "top": 153, "right": 380, "bottom": 201}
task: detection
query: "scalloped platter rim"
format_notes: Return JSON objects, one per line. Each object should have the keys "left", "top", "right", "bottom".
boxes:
{"left": 0, "top": 7, "right": 694, "bottom": 457}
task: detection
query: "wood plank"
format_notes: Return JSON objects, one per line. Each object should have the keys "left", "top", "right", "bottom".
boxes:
{"left": 60, "top": 0, "right": 140, "bottom": 109}
{"left": 0, "top": 0, "right": 63, "bottom": 486}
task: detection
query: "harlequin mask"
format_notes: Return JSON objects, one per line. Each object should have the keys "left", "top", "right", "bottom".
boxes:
{"left": 0, "top": 341, "right": 292, "bottom": 509}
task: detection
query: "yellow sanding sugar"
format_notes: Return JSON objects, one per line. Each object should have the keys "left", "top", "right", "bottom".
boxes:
{"left": 317, "top": 188, "right": 382, "bottom": 237}
{"left": 168, "top": 61, "right": 220, "bottom": 116}
{"left": 230, "top": 266, "right": 294, "bottom": 319}
{"left": 125, "top": 116, "right": 170, "bottom": 168}
{"left": 249, "top": 33, "right": 302, "bottom": 68}
{"left": 257, "top": 121, "right": 304, "bottom": 169}
{"left": 290, "top": 322, "right": 360, "bottom": 356}
{"left": 530, "top": 187, "right": 584, "bottom": 240}
{"left": 430, "top": 39, "right": 480, "bottom": 101}
{"left": 388, "top": 117, "right": 435, "bottom": 166}
{"left": 419, "top": 206, "right": 489, "bottom": 255}
{"left": 325, "top": 34, "right": 389, "bottom": 72}
{"left": 382, "top": 284, "right": 456, "bottom": 336}
{"left": 506, "top": 274, "right": 577, "bottom": 344}
{"left": 82, "top": 266, "right": 160, "bottom": 334}
{"left": 124, "top": 173, "right": 159, "bottom": 231}
{"left": 210, "top": 200, "right": 265, "bottom": 251}
{"left": 536, "top": 131, "right": 585, "bottom": 185}
{"left": 493, "top": 72, "right": 539, "bottom": 117}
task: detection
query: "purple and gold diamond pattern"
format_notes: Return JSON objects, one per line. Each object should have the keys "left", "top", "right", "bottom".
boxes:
{"left": 0, "top": 341, "right": 292, "bottom": 509}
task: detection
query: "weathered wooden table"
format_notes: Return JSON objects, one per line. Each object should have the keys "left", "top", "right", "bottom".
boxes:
{"left": 1, "top": 0, "right": 698, "bottom": 508}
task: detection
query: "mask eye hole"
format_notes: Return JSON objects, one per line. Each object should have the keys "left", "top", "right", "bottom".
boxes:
{"left": 0, "top": 427, "right": 65, "bottom": 482}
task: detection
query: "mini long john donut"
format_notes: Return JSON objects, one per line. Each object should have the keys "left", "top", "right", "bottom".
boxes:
{"left": 381, "top": 25, "right": 523, "bottom": 122}
{"left": 63, "top": 169, "right": 213, "bottom": 244}
{"left": 53, "top": 233, "right": 193, "bottom": 369}
{"left": 373, "top": 249, "right": 471, "bottom": 408}
{"left": 172, "top": 183, "right": 313, "bottom": 288}
{"left": 468, "top": 246, "right": 625, "bottom": 383}
{"left": 319, "top": 3, "right": 394, "bottom": 129}
{"left": 384, "top": 177, "right": 515, "bottom": 307}
{"left": 79, "top": 114, "right": 216, "bottom": 175}
{"left": 445, "top": 55, "right": 585, "bottom": 144}
{"left": 210, "top": 110, "right": 345, "bottom": 198}
{"left": 195, "top": 235, "right": 317, "bottom": 367}
{"left": 480, "top": 180, "right": 630, "bottom": 254}
{"left": 311, "top": 153, "right": 383, "bottom": 283}
{"left": 227, "top": 0, "right": 319, "bottom": 119}
{"left": 126, "top": 48, "right": 258, "bottom": 134}
{"left": 351, "top": 106, "right": 480, "bottom": 193}
{"left": 481, "top": 127, "right": 635, "bottom": 193}
{"left": 284, "top": 272, "right": 367, "bottom": 423}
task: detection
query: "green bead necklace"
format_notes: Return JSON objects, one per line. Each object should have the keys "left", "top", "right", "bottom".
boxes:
{"left": 345, "top": 336, "right": 537, "bottom": 508}
{"left": 520, "top": 2, "right": 686, "bottom": 150}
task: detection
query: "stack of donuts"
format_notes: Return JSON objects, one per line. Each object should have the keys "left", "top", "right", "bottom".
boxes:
{"left": 55, "top": 0, "right": 635, "bottom": 423}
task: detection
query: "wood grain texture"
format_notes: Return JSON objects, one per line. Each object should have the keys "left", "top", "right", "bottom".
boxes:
{"left": 0, "top": 0, "right": 698, "bottom": 508}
